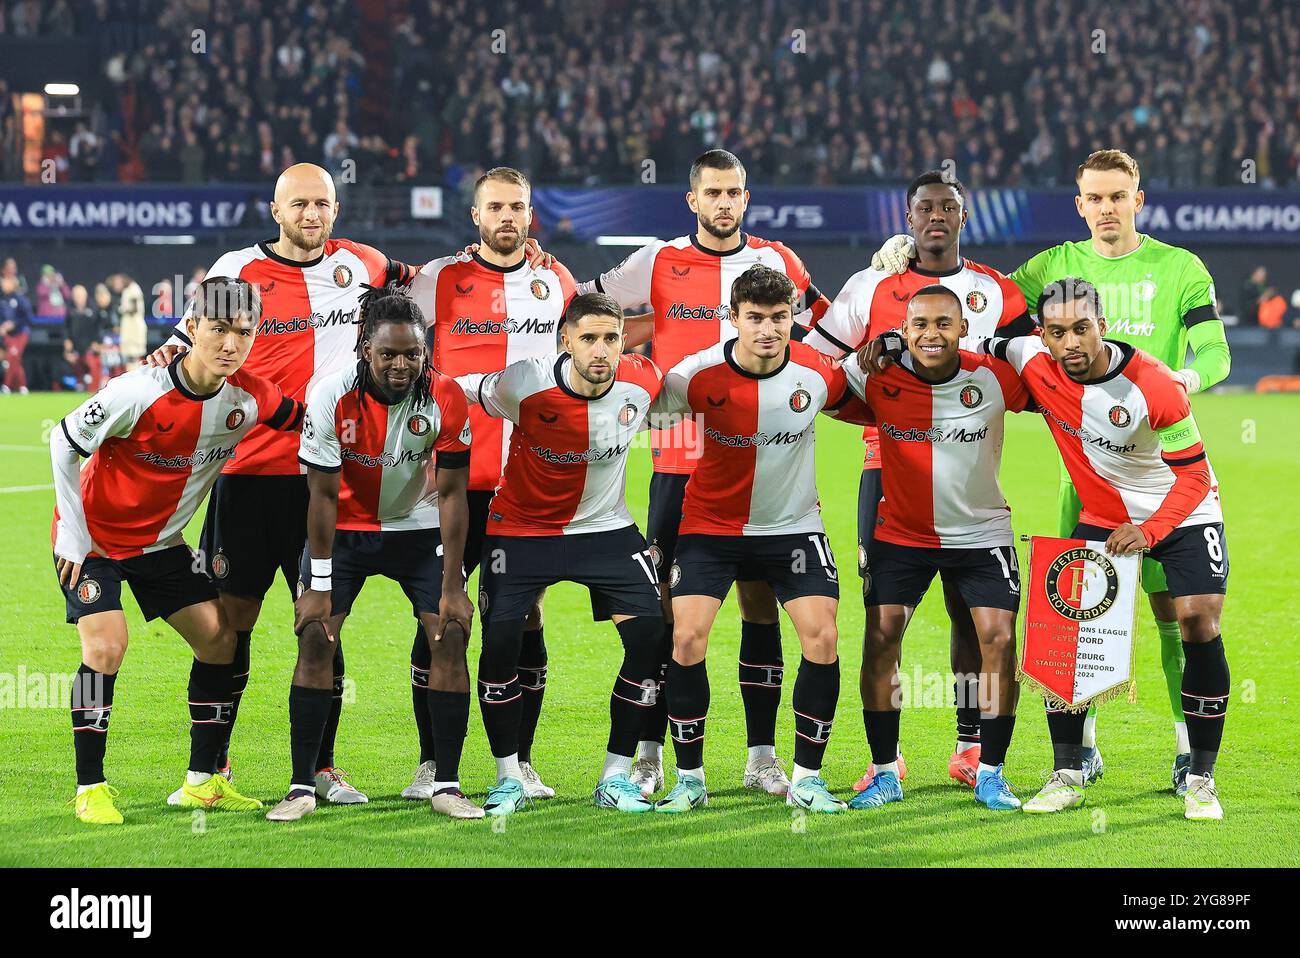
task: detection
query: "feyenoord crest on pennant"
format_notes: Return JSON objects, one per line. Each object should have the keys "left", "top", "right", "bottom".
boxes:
{"left": 333, "top": 264, "right": 352, "bottom": 288}
{"left": 1018, "top": 536, "right": 1140, "bottom": 711}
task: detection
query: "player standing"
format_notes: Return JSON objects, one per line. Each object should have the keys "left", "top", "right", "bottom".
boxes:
{"left": 871, "top": 151, "right": 1232, "bottom": 792}
{"left": 839, "top": 287, "right": 1028, "bottom": 812}
{"left": 982, "top": 279, "right": 1230, "bottom": 820}
{"left": 458, "top": 293, "right": 665, "bottom": 816}
{"left": 649, "top": 266, "right": 865, "bottom": 814}
{"left": 269, "top": 286, "right": 477, "bottom": 820}
{"left": 804, "top": 171, "right": 1035, "bottom": 791}
{"left": 150, "top": 164, "right": 415, "bottom": 807}
{"left": 577, "top": 149, "right": 832, "bottom": 797}
{"left": 51, "top": 278, "right": 302, "bottom": 823}
{"left": 405, "top": 167, "right": 576, "bottom": 801}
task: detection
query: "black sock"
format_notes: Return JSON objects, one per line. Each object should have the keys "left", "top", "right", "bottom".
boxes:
{"left": 792, "top": 657, "right": 839, "bottom": 770}
{"left": 315, "top": 642, "right": 344, "bottom": 770}
{"left": 978, "top": 714, "right": 1016, "bottom": 767}
{"left": 427, "top": 690, "right": 469, "bottom": 783}
{"left": 478, "top": 618, "right": 524, "bottom": 759}
{"left": 666, "top": 659, "right": 709, "bottom": 770}
{"left": 215, "top": 629, "right": 250, "bottom": 770}
{"left": 738, "top": 620, "right": 783, "bottom": 748}
{"left": 71, "top": 664, "right": 116, "bottom": 786}
{"left": 1182, "top": 636, "right": 1229, "bottom": 777}
{"left": 410, "top": 625, "right": 434, "bottom": 763}
{"left": 1045, "top": 704, "right": 1086, "bottom": 770}
{"left": 187, "top": 659, "right": 236, "bottom": 775}
{"left": 640, "top": 620, "right": 673, "bottom": 746}
{"left": 955, "top": 677, "right": 981, "bottom": 748}
{"left": 289, "top": 685, "right": 333, "bottom": 788}
{"left": 862, "top": 709, "right": 900, "bottom": 767}
{"left": 609, "top": 617, "right": 662, "bottom": 759}
{"left": 517, "top": 627, "right": 547, "bottom": 764}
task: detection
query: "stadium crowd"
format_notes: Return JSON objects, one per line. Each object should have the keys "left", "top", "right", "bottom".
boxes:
{"left": 1, "top": 0, "right": 1298, "bottom": 189}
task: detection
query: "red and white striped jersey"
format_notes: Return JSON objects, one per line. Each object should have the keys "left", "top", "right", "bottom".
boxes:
{"left": 297, "top": 366, "right": 472, "bottom": 532}
{"left": 408, "top": 252, "right": 576, "bottom": 492}
{"left": 987, "top": 336, "right": 1222, "bottom": 544}
{"left": 581, "top": 232, "right": 830, "bottom": 474}
{"left": 53, "top": 360, "right": 303, "bottom": 559}
{"left": 171, "top": 239, "right": 412, "bottom": 476}
{"left": 805, "top": 260, "right": 1032, "bottom": 468}
{"left": 842, "top": 351, "right": 1030, "bottom": 549}
{"left": 462, "top": 353, "right": 663, "bottom": 536}
{"left": 653, "top": 340, "right": 849, "bottom": 536}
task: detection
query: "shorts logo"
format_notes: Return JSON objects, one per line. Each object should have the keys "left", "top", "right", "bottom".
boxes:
{"left": 959, "top": 384, "right": 983, "bottom": 409}
{"left": 965, "top": 290, "right": 987, "bottom": 313}
{"left": 211, "top": 552, "right": 230, "bottom": 579}
{"left": 333, "top": 265, "right": 353, "bottom": 288}
{"left": 1045, "top": 547, "right": 1120, "bottom": 621}
{"left": 1108, "top": 405, "right": 1131, "bottom": 428}
{"left": 478, "top": 589, "right": 489, "bottom": 614}
{"left": 530, "top": 279, "right": 550, "bottom": 301}
{"left": 618, "top": 402, "right": 639, "bottom": 426}
{"left": 648, "top": 544, "right": 663, "bottom": 569}
{"left": 789, "top": 389, "right": 812, "bottom": 413}
{"left": 81, "top": 401, "right": 106, "bottom": 428}
{"left": 669, "top": 564, "right": 682, "bottom": 589}
{"left": 296, "top": 580, "right": 306, "bottom": 599}
{"left": 857, "top": 544, "right": 868, "bottom": 570}
{"left": 225, "top": 409, "right": 246, "bottom": 430}
{"left": 76, "top": 578, "right": 102, "bottom": 605}
{"left": 408, "top": 414, "right": 431, "bottom": 436}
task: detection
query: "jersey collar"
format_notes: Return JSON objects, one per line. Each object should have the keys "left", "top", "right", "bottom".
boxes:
{"left": 554, "top": 354, "right": 616, "bottom": 402}
{"left": 689, "top": 232, "right": 748, "bottom": 257}
{"left": 724, "top": 338, "right": 790, "bottom": 379}
{"left": 169, "top": 354, "right": 225, "bottom": 401}
{"left": 472, "top": 252, "right": 526, "bottom": 273}
{"left": 259, "top": 239, "right": 326, "bottom": 269}
{"left": 899, "top": 351, "right": 962, "bottom": 385}
{"left": 908, "top": 259, "right": 965, "bottom": 278}
{"left": 1078, "top": 339, "right": 1136, "bottom": 384}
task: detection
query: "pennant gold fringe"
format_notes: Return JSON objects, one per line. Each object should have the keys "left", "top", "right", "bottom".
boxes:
{"left": 1015, "top": 665, "right": 1134, "bottom": 713}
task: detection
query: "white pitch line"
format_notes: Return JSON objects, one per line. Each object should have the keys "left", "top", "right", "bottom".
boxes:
{"left": 0, "top": 484, "right": 53, "bottom": 494}
{"left": 0, "top": 444, "right": 45, "bottom": 451}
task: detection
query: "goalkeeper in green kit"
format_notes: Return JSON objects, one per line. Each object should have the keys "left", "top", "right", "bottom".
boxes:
{"left": 869, "top": 149, "right": 1231, "bottom": 797}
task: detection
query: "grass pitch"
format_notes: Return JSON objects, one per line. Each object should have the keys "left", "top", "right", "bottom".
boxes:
{"left": 0, "top": 390, "right": 1295, "bottom": 867}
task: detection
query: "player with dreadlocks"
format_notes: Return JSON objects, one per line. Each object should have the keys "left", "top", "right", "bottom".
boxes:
{"left": 270, "top": 284, "right": 477, "bottom": 820}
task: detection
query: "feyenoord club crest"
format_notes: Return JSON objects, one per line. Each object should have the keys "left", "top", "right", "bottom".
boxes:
{"left": 959, "top": 384, "right": 983, "bottom": 409}
{"left": 857, "top": 544, "right": 868, "bottom": 570}
{"left": 211, "top": 551, "right": 230, "bottom": 580}
{"left": 648, "top": 544, "right": 663, "bottom": 569}
{"left": 669, "top": 564, "right": 682, "bottom": 589}
{"left": 76, "top": 579, "right": 102, "bottom": 604}
{"left": 408, "top": 414, "right": 431, "bottom": 436}
{"left": 530, "top": 279, "right": 550, "bottom": 300}
{"left": 478, "top": 589, "right": 490, "bottom": 614}
{"left": 333, "top": 264, "right": 353, "bottom": 288}
{"left": 1108, "top": 404, "right": 1132, "bottom": 428}
{"left": 618, "top": 402, "right": 639, "bottom": 426}
{"left": 226, "top": 409, "right": 246, "bottom": 430}
{"left": 789, "top": 388, "right": 812, "bottom": 413}
{"left": 965, "top": 289, "right": 987, "bottom": 313}
{"left": 1044, "top": 547, "right": 1120, "bottom": 622}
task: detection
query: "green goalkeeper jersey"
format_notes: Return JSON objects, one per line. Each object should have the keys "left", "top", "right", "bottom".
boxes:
{"left": 1009, "top": 233, "right": 1219, "bottom": 371}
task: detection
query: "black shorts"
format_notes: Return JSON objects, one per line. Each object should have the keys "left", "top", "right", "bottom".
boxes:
{"left": 200, "top": 473, "right": 308, "bottom": 601}
{"left": 478, "top": 525, "right": 663, "bottom": 625}
{"left": 57, "top": 544, "right": 218, "bottom": 624}
{"left": 463, "top": 489, "right": 494, "bottom": 577}
{"left": 298, "top": 528, "right": 444, "bottom": 617}
{"left": 671, "top": 532, "right": 840, "bottom": 605}
{"left": 1073, "top": 522, "right": 1229, "bottom": 598}
{"left": 646, "top": 472, "right": 688, "bottom": 583}
{"left": 865, "top": 539, "right": 1021, "bottom": 612}
{"left": 857, "top": 468, "right": 884, "bottom": 576}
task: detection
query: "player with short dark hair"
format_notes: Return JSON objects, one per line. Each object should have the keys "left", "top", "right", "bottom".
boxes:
{"left": 51, "top": 277, "right": 303, "bottom": 824}
{"left": 577, "top": 149, "right": 833, "bottom": 799}
{"left": 456, "top": 292, "right": 666, "bottom": 816}
{"left": 981, "top": 277, "right": 1230, "bottom": 820}
{"left": 841, "top": 285, "right": 1030, "bottom": 812}
{"left": 268, "top": 285, "right": 476, "bottom": 821}
{"left": 648, "top": 265, "right": 869, "bottom": 814}
{"left": 804, "top": 170, "right": 1035, "bottom": 793}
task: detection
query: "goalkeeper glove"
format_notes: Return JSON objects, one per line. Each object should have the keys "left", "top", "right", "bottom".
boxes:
{"left": 1173, "top": 367, "right": 1201, "bottom": 394}
{"left": 870, "top": 234, "right": 916, "bottom": 274}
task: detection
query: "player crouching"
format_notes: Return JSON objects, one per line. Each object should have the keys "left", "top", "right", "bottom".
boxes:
{"left": 51, "top": 278, "right": 303, "bottom": 823}
{"left": 271, "top": 285, "right": 477, "bottom": 821}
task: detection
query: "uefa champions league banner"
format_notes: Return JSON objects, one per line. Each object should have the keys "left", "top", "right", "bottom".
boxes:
{"left": 1018, "top": 536, "right": 1141, "bottom": 711}
{"left": 531, "top": 186, "right": 1300, "bottom": 245}
{"left": 0, "top": 185, "right": 252, "bottom": 237}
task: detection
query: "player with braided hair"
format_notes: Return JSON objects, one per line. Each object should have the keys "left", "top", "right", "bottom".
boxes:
{"left": 269, "top": 284, "right": 477, "bottom": 820}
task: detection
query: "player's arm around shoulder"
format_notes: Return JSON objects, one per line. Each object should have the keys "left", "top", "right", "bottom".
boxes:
{"left": 459, "top": 355, "right": 541, "bottom": 422}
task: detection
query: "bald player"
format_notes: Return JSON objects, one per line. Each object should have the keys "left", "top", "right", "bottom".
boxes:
{"left": 147, "top": 164, "right": 416, "bottom": 806}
